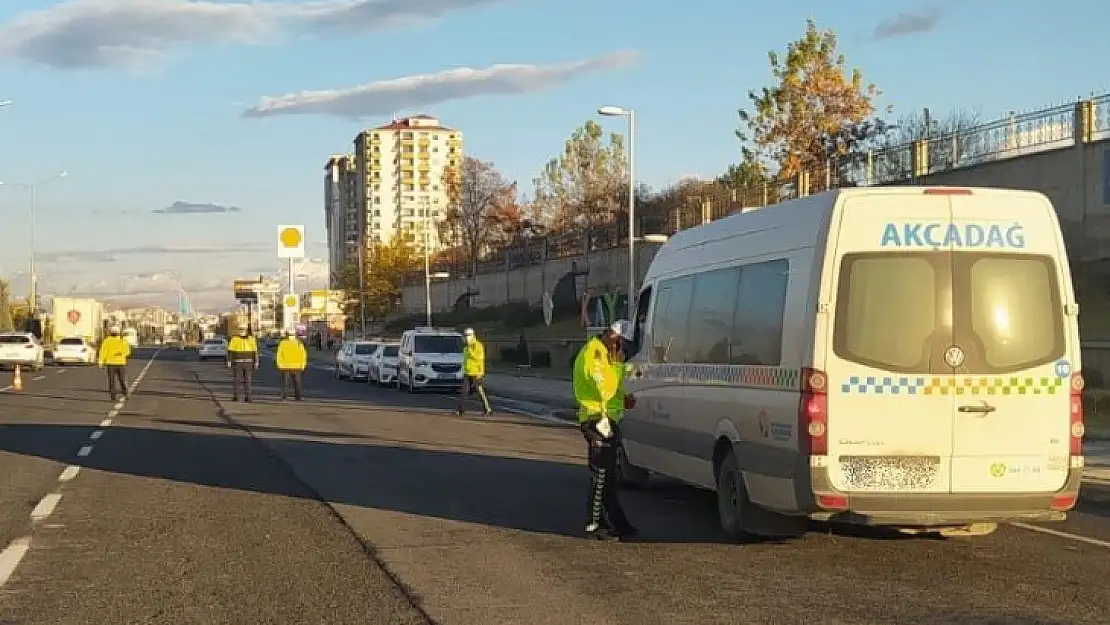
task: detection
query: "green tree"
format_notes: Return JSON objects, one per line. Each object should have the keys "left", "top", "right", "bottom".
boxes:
{"left": 534, "top": 120, "right": 627, "bottom": 231}
{"left": 737, "top": 20, "right": 887, "bottom": 180}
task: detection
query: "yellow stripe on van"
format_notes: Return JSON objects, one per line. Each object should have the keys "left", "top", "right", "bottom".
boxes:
{"left": 839, "top": 375, "right": 1064, "bottom": 396}
{"left": 629, "top": 363, "right": 801, "bottom": 390}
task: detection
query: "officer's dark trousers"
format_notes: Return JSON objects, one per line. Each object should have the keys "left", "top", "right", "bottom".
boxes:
{"left": 105, "top": 365, "right": 128, "bottom": 400}
{"left": 581, "top": 420, "right": 632, "bottom": 532}
{"left": 280, "top": 370, "right": 303, "bottom": 400}
{"left": 457, "top": 375, "right": 491, "bottom": 413}
{"left": 232, "top": 361, "right": 254, "bottom": 400}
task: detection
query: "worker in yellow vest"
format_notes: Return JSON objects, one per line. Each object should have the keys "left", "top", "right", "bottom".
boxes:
{"left": 226, "top": 326, "right": 259, "bottom": 402}
{"left": 98, "top": 325, "right": 132, "bottom": 401}
{"left": 573, "top": 320, "right": 637, "bottom": 541}
{"left": 275, "top": 328, "right": 308, "bottom": 400}
{"left": 456, "top": 327, "right": 492, "bottom": 416}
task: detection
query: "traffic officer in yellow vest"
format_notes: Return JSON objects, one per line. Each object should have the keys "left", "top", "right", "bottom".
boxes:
{"left": 98, "top": 325, "right": 132, "bottom": 401}
{"left": 457, "top": 328, "right": 493, "bottom": 416}
{"left": 275, "top": 328, "right": 307, "bottom": 401}
{"left": 573, "top": 320, "right": 637, "bottom": 541}
{"left": 226, "top": 326, "right": 259, "bottom": 402}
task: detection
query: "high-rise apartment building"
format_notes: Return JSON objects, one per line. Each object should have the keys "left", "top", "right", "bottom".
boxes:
{"left": 324, "top": 115, "right": 462, "bottom": 285}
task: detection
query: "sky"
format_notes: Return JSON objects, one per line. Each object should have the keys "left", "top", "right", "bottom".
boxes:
{"left": 0, "top": 0, "right": 1108, "bottom": 312}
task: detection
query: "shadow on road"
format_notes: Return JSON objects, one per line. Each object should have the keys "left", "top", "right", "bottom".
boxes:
{"left": 0, "top": 420, "right": 755, "bottom": 545}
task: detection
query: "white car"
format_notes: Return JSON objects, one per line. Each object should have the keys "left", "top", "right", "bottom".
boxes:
{"left": 368, "top": 342, "right": 400, "bottom": 386}
{"left": 0, "top": 332, "right": 45, "bottom": 371}
{"left": 335, "top": 341, "right": 379, "bottom": 381}
{"left": 198, "top": 337, "right": 228, "bottom": 361}
{"left": 397, "top": 328, "right": 464, "bottom": 393}
{"left": 52, "top": 336, "right": 96, "bottom": 365}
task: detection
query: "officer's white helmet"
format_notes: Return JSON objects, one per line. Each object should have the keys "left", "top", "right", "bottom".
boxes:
{"left": 464, "top": 328, "right": 475, "bottom": 337}
{"left": 609, "top": 319, "right": 632, "bottom": 340}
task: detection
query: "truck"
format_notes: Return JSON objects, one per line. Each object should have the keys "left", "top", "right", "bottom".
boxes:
{"left": 50, "top": 297, "right": 104, "bottom": 347}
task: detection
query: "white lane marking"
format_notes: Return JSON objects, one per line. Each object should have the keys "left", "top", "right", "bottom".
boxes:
{"left": 57, "top": 369, "right": 66, "bottom": 374}
{"left": 0, "top": 537, "right": 32, "bottom": 587}
{"left": 76, "top": 446, "right": 93, "bottom": 457}
{"left": 113, "top": 401, "right": 124, "bottom": 410}
{"left": 1012, "top": 522, "right": 1110, "bottom": 548}
{"left": 58, "top": 465, "right": 80, "bottom": 482}
{"left": 99, "top": 418, "right": 112, "bottom": 427}
{"left": 89, "top": 430, "right": 103, "bottom": 440}
{"left": 107, "top": 409, "right": 118, "bottom": 418}
{"left": 29, "top": 493, "right": 62, "bottom": 522}
{"left": 0, "top": 385, "right": 10, "bottom": 392}
{"left": 32, "top": 375, "right": 44, "bottom": 381}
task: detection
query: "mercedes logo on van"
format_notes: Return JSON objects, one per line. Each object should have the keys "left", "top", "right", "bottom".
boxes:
{"left": 944, "top": 346, "right": 965, "bottom": 368}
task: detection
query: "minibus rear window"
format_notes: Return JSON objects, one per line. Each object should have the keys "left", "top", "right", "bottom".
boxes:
{"left": 833, "top": 252, "right": 1065, "bottom": 374}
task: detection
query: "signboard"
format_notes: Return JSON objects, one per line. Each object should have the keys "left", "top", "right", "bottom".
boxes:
{"left": 233, "top": 279, "right": 261, "bottom": 301}
{"left": 282, "top": 293, "right": 299, "bottom": 330}
{"left": 277, "top": 224, "right": 305, "bottom": 259}
{"left": 67, "top": 309, "right": 81, "bottom": 325}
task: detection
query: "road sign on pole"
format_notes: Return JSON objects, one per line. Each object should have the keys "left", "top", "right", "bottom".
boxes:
{"left": 277, "top": 225, "right": 305, "bottom": 259}
{"left": 282, "top": 293, "right": 299, "bottom": 332}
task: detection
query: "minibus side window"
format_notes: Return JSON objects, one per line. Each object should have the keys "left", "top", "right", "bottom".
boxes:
{"left": 627, "top": 286, "right": 652, "bottom": 360}
{"left": 730, "top": 259, "right": 789, "bottom": 366}
{"left": 687, "top": 267, "right": 741, "bottom": 363}
{"left": 650, "top": 277, "right": 694, "bottom": 363}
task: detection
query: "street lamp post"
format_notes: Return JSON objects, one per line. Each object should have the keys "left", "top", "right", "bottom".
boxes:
{"left": 598, "top": 105, "right": 636, "bottom": 315}
{"left": 0, "top": 171, "right": 69, "bottom": 318}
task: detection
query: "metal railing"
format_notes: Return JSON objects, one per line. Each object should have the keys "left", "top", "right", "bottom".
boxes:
{"left": 406, "top": 95, "right": 1106, "bottom": 282}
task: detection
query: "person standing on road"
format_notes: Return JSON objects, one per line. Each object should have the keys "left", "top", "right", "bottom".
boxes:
{"left": 457, "top": 327, "right": 493, "bottom": 416}
{"left": 98, "top": 325, "right": 131, "bottom": 402}
{"left": 573, "top": 320, "right": 637, "bottom": 541}
{"left": 226, "top": 326, "right": 259, "bottom": 402}
{"left": 275, "top": 328, "right": 307, "bottom": 401}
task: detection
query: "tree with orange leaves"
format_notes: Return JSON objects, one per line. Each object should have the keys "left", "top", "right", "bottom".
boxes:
{"left": 737, "top": 20, "right": 890, "bottom": 181}
{"left": 442, "top": 156, "right": 518, "bottom": 275}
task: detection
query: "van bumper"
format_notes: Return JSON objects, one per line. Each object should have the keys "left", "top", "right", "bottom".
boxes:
{"left": 803, "top": 466, "right": 1082, "bottom": 526}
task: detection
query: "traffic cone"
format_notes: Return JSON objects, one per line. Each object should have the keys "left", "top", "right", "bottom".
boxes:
{"left": 12, "top": 365, "right": 22, "bottom": 391}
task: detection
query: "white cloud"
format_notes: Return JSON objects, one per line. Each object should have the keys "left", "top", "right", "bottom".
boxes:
{"left": 242, "top": 50, "right": 640, "bottom": 119}
{"left": 0, "top": 0, "right": 512, "bottom": 70}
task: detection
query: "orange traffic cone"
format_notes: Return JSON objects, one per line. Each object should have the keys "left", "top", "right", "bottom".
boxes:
{"left": 12, "top": 365, "right": 22, "bottom": 391}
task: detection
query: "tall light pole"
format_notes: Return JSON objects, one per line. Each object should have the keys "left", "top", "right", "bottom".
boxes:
{"left": 0, "top": 171, "right": 69, "bottom": 317}
{"left": 422, "top": 197, "right": 432, "bottom": 327}
{"left": 598, "top": 105, "right": 636, "bottom": 315}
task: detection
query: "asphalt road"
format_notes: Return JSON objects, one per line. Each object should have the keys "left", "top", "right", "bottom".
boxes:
{"left": 0, "top": 348, "right": 1109, "bottom": 624}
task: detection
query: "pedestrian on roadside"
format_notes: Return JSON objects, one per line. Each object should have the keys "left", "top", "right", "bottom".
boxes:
{"left": 98, "top": 325, "right": 131, "bottom": 402}
{"left": 275, "top": 328, "right": 307, "bottom": 401}
{"left": 573, "top": 320, "right": 637, "bottom": 541}
{"left": 226, "top": 326, "right": 259, "bottom": 402}
{"left": 456, "top": 327, "right": 492, "bottom": 416}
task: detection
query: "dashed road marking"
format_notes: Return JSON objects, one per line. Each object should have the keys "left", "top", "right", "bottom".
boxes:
{"left": 57, "top": 369, "right": 65, "bottom": 374}
{"left": 0, "top": 537, "right": 32, "bottom": 587}
{"left": 58, "top": 465, "right": 80, "bottom": 482}
{"left": 89, "top": 430, "right": 103, "bottom": 440}
{"left": 30, "top": 493, "right": 62, "bottom": 522}
{"left": 0, "top": 385, "right": 11, "bottom": 392}
{"left": 99, "top": 418, "right": 112, "bottom": 427}
{"left": 1012, "top": 522, "right": 1110, "bottom": 548}
{"left": 76, "top": 445, "right": 93, "bottom": 458}
{"left": 32, "top": 375, "right": 44, "bottom": 381}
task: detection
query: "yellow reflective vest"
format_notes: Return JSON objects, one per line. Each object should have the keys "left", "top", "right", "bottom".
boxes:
{"left": 98, "top": 336, "right": 131, "bottom": 366}
{"left": 573, "top": 336, "right": 620, "bottom": 422}
{"left": 463, "top": 337, "right": 486, "bottom": 376}
{"left": 275, "top": 338, "right": 307, "bottom": 371}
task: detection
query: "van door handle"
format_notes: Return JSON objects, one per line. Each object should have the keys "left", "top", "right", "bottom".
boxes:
{"left": 958, "top": 403, "right": 996, "bottom": 414}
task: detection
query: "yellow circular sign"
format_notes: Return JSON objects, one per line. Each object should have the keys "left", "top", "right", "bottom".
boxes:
{"left": 284, "top": 295, "right": 297, "bottom": 307}
{"left": 989, "top": 463, "right": 1007, "bottom": 478}
{"left": 279, "top": 227, "right": 302, "bottom": 248}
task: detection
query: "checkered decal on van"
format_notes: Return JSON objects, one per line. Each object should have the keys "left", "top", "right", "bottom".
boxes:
{"left": 629, "top": 363, "right": 801, "bottom": 391}
{"left": 840, "top": 375, "right": 1064, "bottom": 396}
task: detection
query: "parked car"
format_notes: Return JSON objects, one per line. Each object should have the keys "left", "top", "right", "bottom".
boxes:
{"left": 397, "top": 327, "right": 464, "bottom": 393}
{"left": 0, "top": 332, "right": 45, "bottom": 371}
{"left": 368, "top": 341, "right": 400, "bottom": 386}
{"left": 197, "top": 337, "right": 228, "bottom": 361}
{"left": 52, "top": 336, "right": 96, "bottom": 365}
{"left": 335, "top": 340, "right": 379, "bottom": 381}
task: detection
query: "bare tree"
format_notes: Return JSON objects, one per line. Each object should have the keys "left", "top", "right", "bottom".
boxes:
{"left": 443, "top": 157, "right": 517, "bottom": 275}
{"left": 874, "top": 108, "right": 983, "bottom": 181}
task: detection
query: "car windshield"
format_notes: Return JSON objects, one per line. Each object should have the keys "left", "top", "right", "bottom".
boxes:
{"left": 414, "top": 335, "right": 463, "bottom": 353}
{"left": 204, "top": 339, "right": 225, "bottom": 345}
{"left": 354, "top": 344, "right": 376, "bottom": 355}
{"left": 59, "top": 338, "right": 84, "bottom": 346}
{"left": 0, "top": 335, "right": 30, "bottom": 344}
{"left": 383, "top": 345, "right": 399, "bottom": 357}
